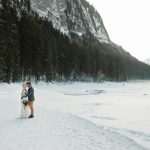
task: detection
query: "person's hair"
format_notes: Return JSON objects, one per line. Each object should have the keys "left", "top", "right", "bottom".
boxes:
{"left": 26, "top": 82, "right": 31, "bottom": 85}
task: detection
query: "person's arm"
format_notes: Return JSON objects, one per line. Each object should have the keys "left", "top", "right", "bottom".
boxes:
{"left": 26, "top": 88, "right": 33, "bottom": 97}
{"left": 21, "top": 96, "right": 26, "bottom": 99}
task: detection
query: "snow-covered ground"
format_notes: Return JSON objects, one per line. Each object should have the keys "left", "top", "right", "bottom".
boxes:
{"left": 0, "top": 81, "right": 150, "bottom": 150}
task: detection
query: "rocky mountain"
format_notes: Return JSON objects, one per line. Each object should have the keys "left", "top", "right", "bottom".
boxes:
{"left": 31, "top": 0, "right": 110, "bottom": 43}
{"left": 1, "top": 0, "right": 150, "bottom": 82}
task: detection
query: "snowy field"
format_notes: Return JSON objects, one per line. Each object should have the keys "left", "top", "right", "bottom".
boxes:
{"left": 0, "top": 80, "right": 150, "bottom": 150}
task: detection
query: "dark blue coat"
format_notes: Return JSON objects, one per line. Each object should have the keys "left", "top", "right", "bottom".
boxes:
{"left": 27, "top": 87, "right": 35, "bottom": 101}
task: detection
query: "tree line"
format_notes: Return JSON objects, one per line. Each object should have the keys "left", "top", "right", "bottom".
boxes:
{"left": 0, "top": 0, "right": 150, "bottom": 83}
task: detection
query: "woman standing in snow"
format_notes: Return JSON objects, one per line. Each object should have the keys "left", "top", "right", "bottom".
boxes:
{"left": 20, "top": 83, "right": 29, "bottom": 119}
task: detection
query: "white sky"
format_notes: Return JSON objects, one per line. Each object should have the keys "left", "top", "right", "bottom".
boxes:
{"left": 87, "top": 0, "right": 150, "bottom": 61}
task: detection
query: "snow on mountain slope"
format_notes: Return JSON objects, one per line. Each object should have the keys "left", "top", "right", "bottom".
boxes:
{"left": 31, "top": 0, "right": 110, "bottom": 43}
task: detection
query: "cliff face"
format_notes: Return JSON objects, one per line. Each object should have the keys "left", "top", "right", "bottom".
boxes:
{"left": 1, "top": 0, "right": 150, "bottom": 82}
{"left": 31, "top": 0, "right": 110, "bottom": 43}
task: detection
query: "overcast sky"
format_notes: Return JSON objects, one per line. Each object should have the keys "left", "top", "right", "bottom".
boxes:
{"left": 87, "top": 0, "right": 150, "bottom": 61}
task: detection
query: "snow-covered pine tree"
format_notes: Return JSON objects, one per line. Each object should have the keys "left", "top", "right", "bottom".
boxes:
{"left": 0, "top": 0, "right": 21, "bottom": 82}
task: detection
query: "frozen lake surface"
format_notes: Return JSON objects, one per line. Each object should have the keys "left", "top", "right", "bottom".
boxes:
{"left": 0, "top": 80, "right": 150, "bottom": 150}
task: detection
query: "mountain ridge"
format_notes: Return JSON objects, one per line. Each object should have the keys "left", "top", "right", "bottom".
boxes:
{"left": 30, "top": 0, "right": 111, "bottom": 43}
{"left": 0, "top": 0, "right": 150, "bottom": 82}
{"left": 144, "top": 58, "right": 150, "bottom": 65}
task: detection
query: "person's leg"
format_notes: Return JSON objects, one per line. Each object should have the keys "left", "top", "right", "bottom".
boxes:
{"left": 28, "top": 101, "right": 34, "bottom": 117}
